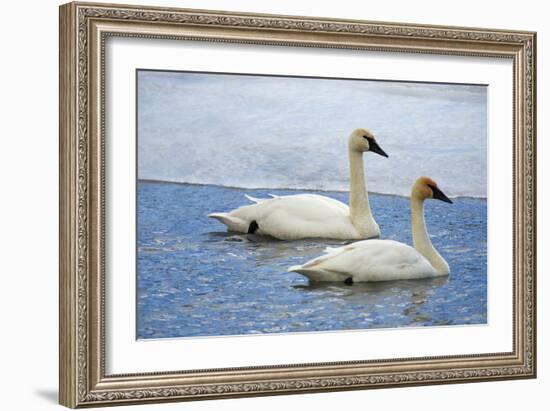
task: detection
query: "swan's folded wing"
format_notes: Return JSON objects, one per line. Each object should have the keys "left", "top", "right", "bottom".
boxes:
{"left": 297, "top": 240, "right": 372, "bottom": 269}
{"left": 351, "top": 240, "right": 435, "bottom": 280}
{"left": 302, "top": 194, "right": 349, "bottom": 213}
{"left": 213, "top": 193, "right": 355, "bottom": 240}
{"left": 244, "top": 194, "right": 351, "bottom": 239}
{"left": 301, "top": 245, "right": 355, "bottom": 268}
{"left": 350, "top": 240, "right": 424, "bottom": 267}
{"left": 309, "top": 240, "right": 429, "bottom": 278}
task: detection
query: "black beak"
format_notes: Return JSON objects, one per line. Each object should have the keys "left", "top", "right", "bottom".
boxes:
{"left": 429, "top": 184, "right": 453, "bottom": 204}
{"left": 367, "top": 138, "right": 389, "bottom": 158}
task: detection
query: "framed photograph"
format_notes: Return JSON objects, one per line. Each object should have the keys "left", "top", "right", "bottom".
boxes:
{"left": 59, "top": 1, "right": 536, "bottom": 408}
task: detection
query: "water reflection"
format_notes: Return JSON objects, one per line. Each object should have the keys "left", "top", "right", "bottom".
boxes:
{"left": 209, "top": 231, "right": 353, "bottom": 264}
{"left": 292, "top": 276, "right": 447, "bottom": 293}
{"left": 292, "top": 276, "right": 449, "bottom": 326}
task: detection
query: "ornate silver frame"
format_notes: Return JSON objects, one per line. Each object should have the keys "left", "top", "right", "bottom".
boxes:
{"left": 59, "top": 1, "right": 536, "bottom": 408}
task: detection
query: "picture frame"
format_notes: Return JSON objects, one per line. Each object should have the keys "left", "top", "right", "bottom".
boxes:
{"left": 59, "top": 1, "right": 536, "bottom": 408}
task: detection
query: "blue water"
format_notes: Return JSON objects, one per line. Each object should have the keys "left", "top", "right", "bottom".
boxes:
{"left": 137, "top": 181, "right": 487, "bottom": 339}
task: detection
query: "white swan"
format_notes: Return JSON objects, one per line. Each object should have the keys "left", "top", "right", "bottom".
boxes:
{"left": 288, "top": 177, "right": 453, "bottom": 283}
{"left": 208, "top": 128, "right": 388, "bottom": 240}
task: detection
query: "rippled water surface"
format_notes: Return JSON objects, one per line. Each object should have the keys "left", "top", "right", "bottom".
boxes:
{"left": 137, "top": 181, "right": 487, "bottom": 339}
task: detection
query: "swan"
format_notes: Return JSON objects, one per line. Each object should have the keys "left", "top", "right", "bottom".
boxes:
{"left": 208, "top": 128, "right": 388, "bottom": 240}
{"left": 288, "top": 177, "right": 453, "bottom": 283}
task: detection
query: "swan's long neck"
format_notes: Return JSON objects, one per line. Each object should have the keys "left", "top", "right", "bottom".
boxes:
{"left": 411, "top": 197, "right": 449, "bottom": 275}
{"left": 348, "top": 147, "right": 375, "bottom": 234}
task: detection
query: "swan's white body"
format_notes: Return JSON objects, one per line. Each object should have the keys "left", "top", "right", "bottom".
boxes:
{"left": 209, "top": 193, "right": 378, "bottom": 240}
{"left": 288, "top": 240, "right": 439, "bottom": 282}
{"left": 288, "top": 177, "right": 452, "bottom": 282}
{"left": 208, "top": 129, "right": 385, "bottom": 240}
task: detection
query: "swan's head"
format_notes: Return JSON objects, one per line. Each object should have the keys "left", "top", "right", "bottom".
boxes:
{"left": 348, "top": 128, "right": 388, "bottom": 157}
{"left": 412, "top": 177, "right": 453, "bottom": 203}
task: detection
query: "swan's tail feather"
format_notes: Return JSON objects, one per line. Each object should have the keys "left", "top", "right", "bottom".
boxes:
{"left": 288, "top": 264, "right": 348, "bottom": 282}
{"left": 244, "top": 193, "right": 280, "bottom": 203}
{"left": 208, "top": 213, "right": 248, "bottom": 233}
{"left": 244, "top": 194, "right": 266, "bottom": 204}
{"left": 288, "top": 264, "right": 317, "bottom": 279}
{"left": 243, "top": 194, "right": 278, "bottom": 204}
